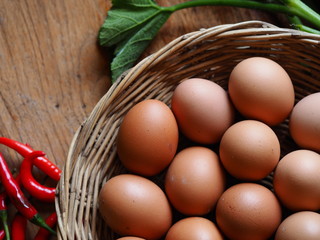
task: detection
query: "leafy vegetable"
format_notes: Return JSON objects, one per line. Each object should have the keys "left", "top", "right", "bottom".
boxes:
{"left": 98, "top": 0, "right": 173, "bottom": 81}
{"left": 99, "top": 0, "right": 320, "bottom": 83}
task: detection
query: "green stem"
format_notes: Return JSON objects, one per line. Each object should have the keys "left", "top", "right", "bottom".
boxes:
{"left": 288, "top": 14, "right": 320, "bottom": 34}
{"left": 31, "top": 214, "right": 57, "bottom": 235}
{"left": 167, "top": 0, "right": 289, "bottom": 12}
{"left": 0, "top": 210, "right": 10, "bottom": 240}
{"left": 288, "top": 15, "right": 303, "bottom": 25}
{"left": 164, "top": 0, "right": 320, "bottom": 30}
{"left": 294, "top": 23, "right": 320, "bottom": 34}
{"left": 285, "top": 0, "right": 320, "bottom": 28}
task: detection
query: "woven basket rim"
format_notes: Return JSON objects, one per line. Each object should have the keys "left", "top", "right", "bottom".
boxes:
{"left": 55, "top": 20, "right": 320, "bottom": 240}
{"left": 116, "top": 20, "right": 319, "bottom": 84}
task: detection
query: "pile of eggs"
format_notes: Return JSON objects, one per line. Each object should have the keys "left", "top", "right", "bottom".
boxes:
{"left": 98, "top": 57, "right": 320, "bottom": 240}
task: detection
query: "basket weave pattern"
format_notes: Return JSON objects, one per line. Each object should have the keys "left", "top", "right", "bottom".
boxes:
{"left": 55, "top": 21, "right": 320, "bottom": 240}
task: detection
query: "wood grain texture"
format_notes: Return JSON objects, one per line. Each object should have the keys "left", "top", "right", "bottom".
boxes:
{"left": 0, "top": 0, "right": 287, "bottom": 238}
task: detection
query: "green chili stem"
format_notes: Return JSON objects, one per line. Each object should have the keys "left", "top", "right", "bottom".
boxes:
{"left": 30, "top": 214, "right": 56, "bottom": 236}
{"left": 0, "top": 211, "right": 10, "bottom": 240}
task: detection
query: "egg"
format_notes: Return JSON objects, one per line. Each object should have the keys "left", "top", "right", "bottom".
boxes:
{"left": 228, "top": 57, "right": 295, "bottom": 125}
{"left": 117, "top": 99, "right": 179, "bottom": 176}
{"left": 171, "top": 78, "right": 235, "bottom": 144}
{"left": 289, "top": 92, "right": 320, "bottom": 152}
{"left": 273, "top": 149, "right": 320, "bottom": 211}
{"left": 98, "top": 174, "right": 172, "bottom": 239}
{"left": 216, "top": 183, "right": 282, "bottom": 240}
{"left": 165, "top": 217, "right": 223, "bottom": 240}
{"left": 165, "top": 146, "right": 226, "bottom": 215}
{"left": 275, "top": 211, "right": 320, "bottom": 240}
{"left": 219, "top": 120, "right": 280, "bottom": 180}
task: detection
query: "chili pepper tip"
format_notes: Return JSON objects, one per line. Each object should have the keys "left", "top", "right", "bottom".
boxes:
{"left": 30, "top": 214, "right": 56, "bottom": 236}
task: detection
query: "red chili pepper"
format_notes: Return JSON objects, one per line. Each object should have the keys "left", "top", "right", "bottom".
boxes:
{"left": 0, "top": 137, "right": 61, "bottom": 181}
{"left": 0, "top": 153, "right": 56, "bottom": 235}
{"left": 20, "top": 151, "right": 56, "bottom": 202}
{"left": 34, "top": 212, "right": 57, "bottom": 240}
{"left": 0, "top": 230, "right": 5, "bottom": 240}
{"left": 11, "top": 213, "right": 27, "bottom": 240}
{"left": 0, "top": 193, "right": 10, "bottom": 240}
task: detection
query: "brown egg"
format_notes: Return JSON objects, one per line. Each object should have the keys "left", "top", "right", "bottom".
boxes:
{"left": 98, "top": 174, "right": 172, "bottom": 240}
{"left": 165, "top": 146, "right": 226, "bottom": 215}
{"left": 228, "top": 57, "right": 295, "bottom": 126}
{"left": 289, "top": 92, "right": 320, "bottom": 152}
{"left": 216, "top": 183, "right": 282, "bottom": 240}
{"left": 116, "top": 237, "right": 146, "bottom": 240}
{"left": 171, "top": 78, "right": 235, "bottom": 144}
{"left": 275, "top": 211, "right": 320, "bottom": 240}
{"left": 219, "top": 120, "right": 280, "bottom": 180}
{"left": 117, "top": 99, "right": 179, "bottom": 176}
{"left": 273, "top": 149, "right": 320, "bottom": 211}
{"left": 165, "top": 217, "right": 223, "bottom": 240}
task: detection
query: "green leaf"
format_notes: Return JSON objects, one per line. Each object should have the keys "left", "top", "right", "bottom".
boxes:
{"left": 98, "top": 0, "right": 170, "bottom": 47}
{"left": 111, "top": 11, "right": 171, "bottom": 82}
{"left": 98, "top": 0, "right": 172, "bottom": 82}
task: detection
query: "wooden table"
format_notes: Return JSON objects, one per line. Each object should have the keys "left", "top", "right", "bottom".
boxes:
{"left": 0, "top": 0, "right": 288, "bottom": 238}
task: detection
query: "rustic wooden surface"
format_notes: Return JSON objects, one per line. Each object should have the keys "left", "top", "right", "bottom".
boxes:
{"left": 0, "top": 0, "right": 288, "bottom": 238}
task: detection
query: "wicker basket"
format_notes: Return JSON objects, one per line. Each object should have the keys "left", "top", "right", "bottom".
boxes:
{"left": 55, "top": 20, "right": 320, "bottom": 240}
